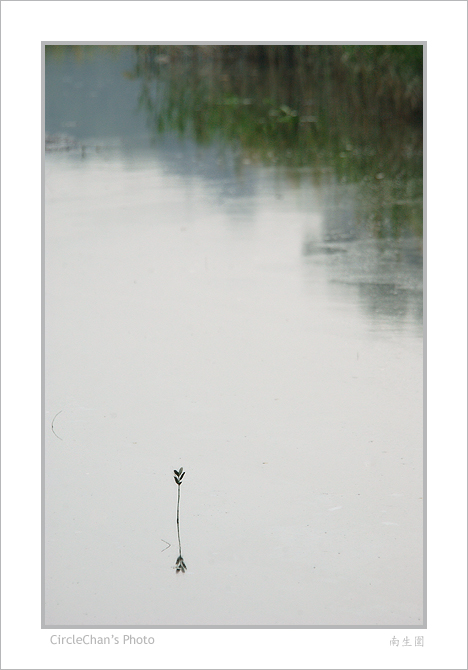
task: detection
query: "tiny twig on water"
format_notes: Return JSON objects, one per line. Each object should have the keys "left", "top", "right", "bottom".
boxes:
{"left": 51, "top": 410, "right": 63, "bottom": 440}
{"left": 173, "top": 467, "right": 186, "bottom": 573}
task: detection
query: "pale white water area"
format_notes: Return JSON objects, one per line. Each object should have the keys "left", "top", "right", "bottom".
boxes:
{"left": 45, "top": 144, "right": 423, "bottom": 626}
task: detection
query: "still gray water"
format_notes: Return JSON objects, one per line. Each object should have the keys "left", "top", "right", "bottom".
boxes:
{"left": 45, "top": 46, "right": 423, "bottom": 626}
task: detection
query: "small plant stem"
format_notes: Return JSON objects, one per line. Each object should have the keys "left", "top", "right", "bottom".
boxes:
{"left": 176, "top": 484, "right": 182, "bottom": 555}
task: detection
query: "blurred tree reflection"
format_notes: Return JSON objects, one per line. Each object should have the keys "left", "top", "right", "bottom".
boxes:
{"left": 125, "top": 45, "right": 423, "bottom": 241}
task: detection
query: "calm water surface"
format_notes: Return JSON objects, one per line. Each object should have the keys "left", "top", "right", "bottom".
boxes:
{"left": 45, "top": 47, "right": 423, "bottom": 626}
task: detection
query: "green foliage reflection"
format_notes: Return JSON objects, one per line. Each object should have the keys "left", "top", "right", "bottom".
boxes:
{"left": 125, "top": 46, "right": 422, "bottom": 240}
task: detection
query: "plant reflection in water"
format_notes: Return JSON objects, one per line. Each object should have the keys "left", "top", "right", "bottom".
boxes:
{"left": 125, "top": 45, "right": 423, "bottom": 243}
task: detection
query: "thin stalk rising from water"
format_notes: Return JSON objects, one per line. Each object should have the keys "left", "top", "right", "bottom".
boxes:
{"left": 176, "top": 483, "right": 181, "bottom": 553}
{"left": 173, "top": 467, "right": 186, "bottom": 573}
